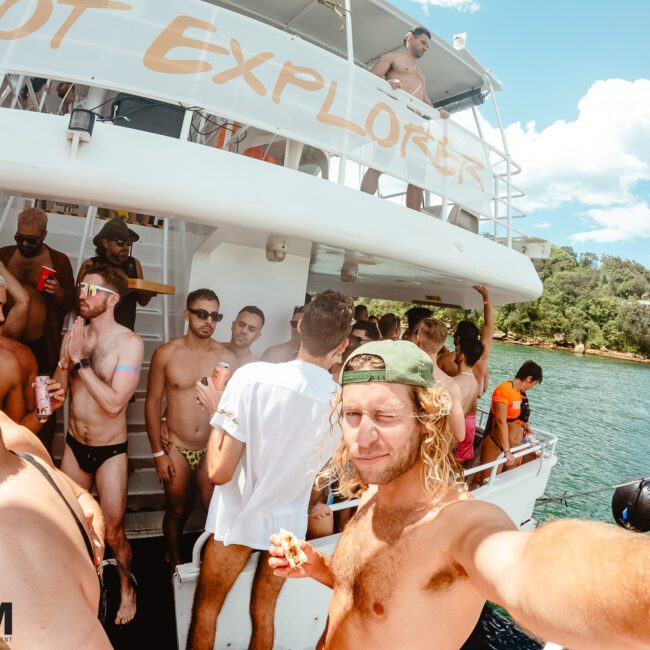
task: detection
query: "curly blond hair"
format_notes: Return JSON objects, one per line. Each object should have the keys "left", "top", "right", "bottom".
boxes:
{"left": 318, "top": 354, "right": 463, "bottom": 501}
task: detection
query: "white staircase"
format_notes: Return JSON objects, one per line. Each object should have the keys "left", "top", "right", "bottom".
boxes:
{"left": 0, "top": 200, "right": 199, "bottom": 537}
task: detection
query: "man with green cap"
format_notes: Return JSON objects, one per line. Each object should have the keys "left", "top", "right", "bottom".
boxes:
{"left": 78, "top": 218, "right": 154, "bottom": 331}
{"left": 269, "top": 340, "right": 650, "bottom": 649}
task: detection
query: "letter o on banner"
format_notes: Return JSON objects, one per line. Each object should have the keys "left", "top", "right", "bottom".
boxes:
{"left": 0, "top": 0, "right": 53, "bottom": 40}
{"left": 365, "top": 102, "right": 399, "bottom": 148}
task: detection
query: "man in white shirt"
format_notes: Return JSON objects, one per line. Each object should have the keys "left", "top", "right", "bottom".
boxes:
{"left": 188, "top": 290, "right": 353, "bottom": 650}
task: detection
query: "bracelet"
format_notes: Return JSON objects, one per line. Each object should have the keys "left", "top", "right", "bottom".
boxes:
{"left": 152, "top": 450, "right": 166, "bottom": 458}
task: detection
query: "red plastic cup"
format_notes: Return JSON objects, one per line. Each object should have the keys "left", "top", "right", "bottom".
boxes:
{"left": 36, "top": 266, "right": 56, "bottom": 292}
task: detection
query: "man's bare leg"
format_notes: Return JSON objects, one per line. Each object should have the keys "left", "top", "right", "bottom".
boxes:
{"left": 196, "top": 459, "right": 215, "bottom": 511}
{"left": 188, "top": 538, "right": 252, "bottom": 650}
{"left": 360, "top": 168, "right": 381, "bottom": 195}
{"left": 406, "top": 183, "right": 423, "bottom": 211}
{"left": 249, "top": 550, "right": 286, "bottom": 650}
{"left": 162, "top": 446, "right": 195, "bottom": 568}
{"left": 95, "top": 452, "right": 136, "bottom": 625}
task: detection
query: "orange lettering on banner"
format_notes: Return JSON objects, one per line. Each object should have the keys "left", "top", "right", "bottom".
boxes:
{"left": 401, "top": 122, "right": 435, "bottom": 159}
{"left": 458, "top": 154, "right": 485, "bottom": 190}
{"left": 143, "top": 15, "right": 228, "bottom": 74}
{"left": 0, "top": 0, "right": 52, "bottom": 40}
{"left": 432, "top": 137, "right": 457, "bottom": 176}
{"left": 51, "top": 0, "right": 131, "bottom": 48}
{"left": 272, "top": 60, "right": 324, "bottom": 104}
{"left": 212, "top": 38, "right": 273, "bottom": 96}
{"left": 316, "top": 81, "right": 366, "bottom": 137}
{"left": 365, "top": 102, "right": 399, "bottom": 148}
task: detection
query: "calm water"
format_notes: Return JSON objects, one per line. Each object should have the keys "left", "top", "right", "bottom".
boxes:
{"left": 476, "top": 341, "right": 650, "bottom": 523}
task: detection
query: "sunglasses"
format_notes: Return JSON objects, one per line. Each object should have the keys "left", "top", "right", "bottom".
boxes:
{"left": 188, "top": 308, "right": 223, "bottom": 322}
{"left": 290, "top": 320, "right": 299, "bottom": 328}
{"left": 110, "top": 239, "right": 129, "bottom": 248}
{"left": 78, "top": 282, "right": 118, "bottom": 298}
{"left": 15, "top": 232, "right": 42, "bottom": 246}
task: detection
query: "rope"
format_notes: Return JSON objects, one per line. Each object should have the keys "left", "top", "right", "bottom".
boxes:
{"left": 535, "top": 477, "right": 649, "bottom": 507}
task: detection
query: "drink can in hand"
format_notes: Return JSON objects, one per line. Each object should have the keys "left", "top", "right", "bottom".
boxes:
{"left": 213, "top": 362, "right": 230, "bottom": 390}
{"left": 35, "top": 375, "right": 52, "bottom": 421}
{"left": 36, "top": 266, "right": 56, "bottom": 291}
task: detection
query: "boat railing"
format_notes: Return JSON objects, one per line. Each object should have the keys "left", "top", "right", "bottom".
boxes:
{"left": 1, "top": 54, "right": 527, "bottom": 249}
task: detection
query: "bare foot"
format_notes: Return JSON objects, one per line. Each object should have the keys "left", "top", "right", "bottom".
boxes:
{"left": 115, "top": 586, "right": 137, "bottom": 625}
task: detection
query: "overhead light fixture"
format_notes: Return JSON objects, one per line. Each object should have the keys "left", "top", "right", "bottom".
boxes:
{"left": 434, "top": 87, "right": 486, "bottom": 114}
{"left": 341, "top": 261, "right": 358, "bottom": 283}
{"left": 65, "top": 108, "right": 95, "bottom": 158}
{"left": 265, "top": 235, "right": 288, "bottom": 262}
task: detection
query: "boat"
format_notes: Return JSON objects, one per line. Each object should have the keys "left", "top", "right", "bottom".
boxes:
{"left": 0, "top": 1, "right": 557, "bottom": 648}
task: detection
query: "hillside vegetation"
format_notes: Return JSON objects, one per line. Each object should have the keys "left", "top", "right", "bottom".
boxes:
{"left": 360, "top": 247, "right": 650, "bottom": 356}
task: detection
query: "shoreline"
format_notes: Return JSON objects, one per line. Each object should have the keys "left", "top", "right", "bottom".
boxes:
{"left": 494, "top": 338, "right": 650, "bottom": 365}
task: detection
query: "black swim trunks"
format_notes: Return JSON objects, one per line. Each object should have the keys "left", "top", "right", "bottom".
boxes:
{"left": 66, "top": 433, "right": 128, "bottom": 474}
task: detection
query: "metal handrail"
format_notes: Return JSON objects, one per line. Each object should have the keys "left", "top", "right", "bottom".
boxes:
{"left": 1, "top": 69, "right": 527, "bottom": 246}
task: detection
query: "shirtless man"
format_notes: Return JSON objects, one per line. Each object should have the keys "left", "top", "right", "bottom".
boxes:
{"left": 0, "top": 417, "right": 111, "bottom": 649}
{"left": 223, "top": 306, "right": 265, "bottom": 367}
{"left": 146, "top": 288, "right": 237, "bottom": 568}
{"left": 54, "top": 262, "right": 143, "bottom": 625}
{"left": 269, "top": 341, "right": 650, "bottom": 650}
{"left": 414, "top": 318, "right": 465, "bottom": 445}
{"left": 360, "top": 27, "right": 449, "bottom": 211}
{"left": 0, "top": 262, "right": 31, "bottom": 340}
{"left": 0, "top": 208, "right": 75, "bottom": 373}
{"left": 0, "top": 333, "right": 38, "bottom": 417}
{"left": 438, "top": 285, "right": 493, "bottom": 395}
{"left": 261, "top": 305, "right": 304, "bottom": 363}
{"left": 452, "top": 337, "right": 483, "bottom": 465}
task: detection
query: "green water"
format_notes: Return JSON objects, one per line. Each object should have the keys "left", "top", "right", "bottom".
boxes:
{"left": 476, "top": 342, "right": 650, "bottom": 524}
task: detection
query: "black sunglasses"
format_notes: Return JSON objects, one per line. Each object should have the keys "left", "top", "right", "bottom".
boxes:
{"left": 110, "top": 239, "right": 129, "bottom": 248}
{"left": 15, "top": 232, "right": 41, "bottom": 246}
{"left": 189, "top": 308, "right": 223, "bottom": 322}
{"left": 290, "top": 319, "right": 299, "bottom": 328}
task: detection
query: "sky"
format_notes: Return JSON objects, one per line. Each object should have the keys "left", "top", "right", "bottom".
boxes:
{"left": 392, "top": 0, "right": 650, "bottom": 267}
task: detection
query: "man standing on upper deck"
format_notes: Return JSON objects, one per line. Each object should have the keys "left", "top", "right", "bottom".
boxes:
{"left": 54, "top": 262, "right": 144, "bottom": 625}
{"left": 78, "top": 218, "right": 154, "bottom": 332}
{"left": 223, "top": 306, "right": 265, "bottom": 367}
{"left": 360, "top": 27, "right": 449, "bottom": 211}
{"left": 0, "top": 208, "right": 75, "bottom": 374}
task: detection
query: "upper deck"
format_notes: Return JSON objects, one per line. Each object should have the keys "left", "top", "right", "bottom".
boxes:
{"left": 0, "top": 0, "right": 541, "bottom": 308}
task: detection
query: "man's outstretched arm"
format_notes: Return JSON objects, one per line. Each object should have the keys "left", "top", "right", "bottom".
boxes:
{"left": 455, "top": 503, "right": 650, "bottom": 649}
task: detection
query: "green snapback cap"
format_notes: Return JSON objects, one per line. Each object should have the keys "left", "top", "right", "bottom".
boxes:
{"left": 341, "top": 340, "right": 434, "bottom": 387}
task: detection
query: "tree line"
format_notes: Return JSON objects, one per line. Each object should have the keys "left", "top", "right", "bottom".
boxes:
{"left": 359, "top": 246, "right": 650, "bottom": 356}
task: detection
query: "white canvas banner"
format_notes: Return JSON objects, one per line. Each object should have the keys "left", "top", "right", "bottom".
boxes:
{"left": 0, "top": 0, "right": 493, "bottom": 214}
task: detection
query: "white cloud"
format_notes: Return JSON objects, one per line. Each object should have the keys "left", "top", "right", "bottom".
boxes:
{"left": 533, "top": 222, "right": 551, "bottom": 229}
{"left": 570, "top": 202, "right": 650, "bottom": 243}
{"left": 410, "top": 0, "right": 480, "bottom": 14}
{"left": 455, "top": 79, "right": 650, "bottom": 243}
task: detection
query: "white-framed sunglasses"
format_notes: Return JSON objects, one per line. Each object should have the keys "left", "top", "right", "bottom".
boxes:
{"left": 78, "top": 282, "right": 118, "bottom": 298}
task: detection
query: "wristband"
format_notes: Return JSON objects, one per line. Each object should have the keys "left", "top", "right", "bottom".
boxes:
{"left": 152, "top": 450, "right": 166, "bottom": 458}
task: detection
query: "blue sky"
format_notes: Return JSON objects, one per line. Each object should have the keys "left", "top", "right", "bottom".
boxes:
{"left": 393, "top": 0, "right": 650, "bottom": 267}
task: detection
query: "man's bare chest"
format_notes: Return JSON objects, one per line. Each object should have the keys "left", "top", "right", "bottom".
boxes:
{"left": 7, "top": 249, "right": 52, "bottom": 286}
{"left": 331, "top": 507, "right": 469, "bottom": 617}
{"left": 166, "top": 348, "right": 224, "bottom": 390}
{"left": 82, "top": 338, "right": 118, "bottom": 383}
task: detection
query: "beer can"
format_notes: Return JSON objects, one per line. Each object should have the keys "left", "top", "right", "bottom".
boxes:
{"left": 213, "top": 362, "right": 231, "bottom": 390}
{"left": 35, "top": 375, "right": 52, "bottom": 421}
